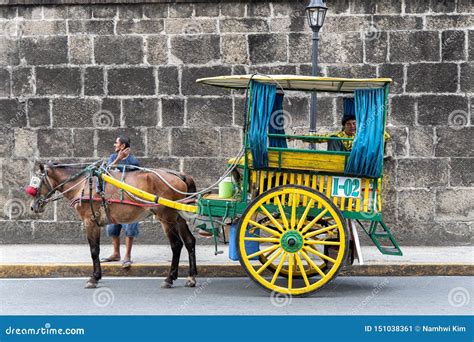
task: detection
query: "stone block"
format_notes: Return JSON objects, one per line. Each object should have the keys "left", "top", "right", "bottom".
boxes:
{"left": 390, "top": 31, "right": 439, "bottom": 62}
{"left": 69, "top": 36, "right": 93, "bottom": 64}
{"left": 397, "top": 159, "right": 449, "bottom": 188}
{"left": 147, "top": 128, "right": 170, "bottom": 157}
{"left": 450, "top": 158, "right": 474, "bottom": 187}
{"left": 169, "top": 3, "right": 193, "bottom": 18}
{"left": 0, "top": 38, "right": 19, "bottom": 66}
{"left": 365, "top": 31, "right": 388, "bottom": 64}
{"left": 118, "top": 4, "right": 143, "bottom": 19}
{"left": 52, "top": 98, "right": 101, "bottom": 128}
{"left": 21, "top": 20, "right": 67, "bottom": 36}
{"left": 460, "top": 63, "right": 472, "bottom": 93}
{"left": 386, "top": 127, "right": 407, "bottom": 157}
{"left": 187, "top": 97, "right": 233, "bottom": 127}
{"left": 283, "top": 96, "right": 312, "bottom": 127}
{"left": 408, "top": 127, "right": 434, "bottom": 157}
{"left": 426, "top": 15, "right": 473, "bottom": 30}
{"left": 0, "top": 221, "right": 35, "bottom": 244}
{"left": 123, "top": 98, "right": 159, "bottom": 127}
{"left": 84, "top": 67, "right": 104, "bottom": 96}
{"left": 436, "top": 127, "right": 473, "bottom": 157}
{"left": 170, "top": 35, "right": 220, "bottom": 64}
{"left": 94, "top": 36, "right": 143, "bottom": 65}
{"left": 13, "top": 128, "right": 37, "bottom": 158}
{"left": 171, "top": 128, "right": 219, "bottom": 157}
{"left": 66, "top": 6, "right": 92, "bottom": 19}
{"left": 248, "top": 33, "right": 287, "bottom": 64}
{"left": 407, "top": 63, "right": 458, "bottom": 93}
{"left": 442, "top": 30, "right": 466, "bottom": 61}
{"left": 378, "top": 64, "right": 404, "bottom": 94}
{"left": 288, "top": 33, "right": 311, "bottom": 64}
{"left": 393, "top": 222, "right": 471, "bottom": 247}
{"left": 181, "top": 66, "right": 232, "bottom": 96}
{"left": 0, "top": 68, "right": 9, "bottom": 96}
{"left": 57, "top": 198, "right": 82, "bottom": 222}
{"left": 272, "top": 2, "right": 307, "bottom": 16}
{"left": 117, "top": 20, "right": 164, "bottom": 34}
{"left": 269, "top": 16, "right": 307, "bottom": 33}
{"left": 73, "top": 129, "right": 95, "bottom": 158}
{"left": 247, "top": 2, "right": 270, "bottom": 17}
{"left": 12, "top": 67, "right": 34, "bottom": 96}
{"left": 398, "top": 189, "right": 435, "bottom": 222}
{"left": 0, "top": 99, "right": 26, "bottom": 128}
{"left": 17, "top": 7, "right": 41, "bottom": 19}
{"left": 233, "top": 96, "right": 246, "bottom": 127}
{"left": 436, "top": 189, "right": 474, "bottom": 221}
{"left": 0, "top": 128, "right": 13, "bottom": 157}
{"left": 222, "top": 34, "right": 248, "bottom": 64}
{"left": 418, "top": 95, "right": 468, "bottom": 126}
{"left": 92, "top": 5, "right": 117, "bottom": 19}
{"left": 143, "top": 4, "right": 168, "bottom": 19}
{"left": 327, "top": 65, "right": 376, "bottom": 78}
{"left": 431, "top": 0, "right": 456, "bottom": 12}
{"left": 2, "top": 159, "right": 32, "bottom": 193}
{"left": 157, "top": 66, "right": 179, "bottom": 95}
{"left": 99, "top": 98, "right": 121, "bottom": 128}
{"left": 146, "top": 35, "right": 167, "bottom": 65}
{"left": 220, "top": 2, "right": 246, "bottom": 17}
{"left": 33, "top": 221, "right": 85, "bottom": 244}
{"left": 20, "top": 36, "right": 67, "bottom": 65}
{"left": 194, "top": 3, "right": 219, "bottom": 17}
{"left": 182, "top": 157, "right": 228, "bottom": 189}
{"left": 139, "top": 157, "right": 179, "bottom": 170}
{"left": 68, "top": 20, "right": 114, "bottom": 35}
{"left": 107, "top": 68, "right": 155, "bottom": 96}
{"left": 37, "top": 128, "right": 73, "bottom": 157}
{"left": 161, "top": 98, "right": 184, "bottom": 127}
{"left": 373, "top": 16, "right": 422, "bottom": 31}
{"left": 389, "top": 96, "right": 415, "bottom": 126}
{"left": 27, "top": 99, "right": 50, "bottom": 128}
{"left": 375, "top": 0, "right": 402, "bottom": 13}
{"left": 405, "top": 0, "right": 429, "bottom": 13}
{"left": 320, "top": 33, "right": 363, "bottom": 64}
{"left": 96, "top": 128, "right": 145, "bottom": 158}
{"left": 249, "top": 65, "right": 297, "bottom": 75}
{"left": 220, "top": 18, "right": 269, "bottom": 33}
{"left": 0, "top": 6, "right": 18, "bottom": 19}
{"left": 232, "top": 65, "right": 248, "bottom": 75}
{"left": 165, "top": 18, "right": 217, "bottom": 35}
{"left": 36, "top": 67, "right": 81, "bottom": 96}
{"left": 351, "top": 0, "right": 376, "bottom": 13}
{"left": 43, "top": 6, "right": 67, "bottom": 19}
{"left": 457, "top": 0, "right": 473, "bottom": 12}
{"left": 220, "top": 127, "right": 242, "bottom": 157}
{"left": 470, "top": 31, "right": 474, "bottom": 61}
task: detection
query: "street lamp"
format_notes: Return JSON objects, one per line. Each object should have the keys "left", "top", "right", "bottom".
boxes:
{"left": 306, "top": 0, "right": 328, "bottom": 143}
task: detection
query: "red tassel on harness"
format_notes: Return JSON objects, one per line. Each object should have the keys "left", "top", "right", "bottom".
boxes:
{"left": 25, "top": 186, "right": 37, "bottom": 197}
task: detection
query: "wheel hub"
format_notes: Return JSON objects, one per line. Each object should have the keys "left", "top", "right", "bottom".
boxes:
{"left": 281, "top": 230, "right": 303, "bottom": 253}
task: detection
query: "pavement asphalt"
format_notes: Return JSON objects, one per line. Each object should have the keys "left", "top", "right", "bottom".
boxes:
{"left": 0, "top": 244, "right": 472, "bottom": 278}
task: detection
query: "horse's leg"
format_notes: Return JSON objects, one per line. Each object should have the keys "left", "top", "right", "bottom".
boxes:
{"left": 176, "top": 216, "right": 197, "bottom": 288}
{"left": 85, "top": 221, "right": 102, "bottom": 289}
{"left": 161, "top": 221, "right": 183, "bottom": 289}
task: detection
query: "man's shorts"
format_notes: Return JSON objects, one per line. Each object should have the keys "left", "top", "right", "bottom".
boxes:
{"left": 106, "top": 223, "right": 139, "bottom": 237}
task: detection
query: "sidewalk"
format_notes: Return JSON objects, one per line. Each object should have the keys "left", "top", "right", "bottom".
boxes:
{"left": 0, "top": 245, "right": 472, "bottom": 278}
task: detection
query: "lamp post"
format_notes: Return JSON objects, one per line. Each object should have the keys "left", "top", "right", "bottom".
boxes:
{"left": 306, "top": 0, "right": 328, "bottom": 146}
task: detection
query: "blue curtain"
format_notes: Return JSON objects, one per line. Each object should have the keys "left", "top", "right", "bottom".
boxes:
{"left": 248, "top": 81, "right": 277, "bottom": 169}
{"left": 344, "top": 88, "right": 385, "bottom": 178}
{"left": 269, "top": 93, "right": 288, "bottom": 148}
{"left": 343, "top": 97, "right": 355, "bottom": 116}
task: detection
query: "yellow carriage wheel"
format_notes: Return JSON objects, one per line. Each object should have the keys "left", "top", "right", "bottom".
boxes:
{"left": 238, "top": 185, "right": 349, "bottom": 297}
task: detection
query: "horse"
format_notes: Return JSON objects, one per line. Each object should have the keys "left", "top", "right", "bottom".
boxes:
{"left": 28, "top": 162, "right": 198, "bottom": 289}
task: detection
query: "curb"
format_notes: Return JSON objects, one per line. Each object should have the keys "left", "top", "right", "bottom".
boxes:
{"left": 0, "top": 263, "right": 473, "bottom": 278}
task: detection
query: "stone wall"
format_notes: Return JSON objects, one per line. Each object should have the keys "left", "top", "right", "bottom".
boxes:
{"left": 0, "top": 0, "right": 472, "bottom": 245}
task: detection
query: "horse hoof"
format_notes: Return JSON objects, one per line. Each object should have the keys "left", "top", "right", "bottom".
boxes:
{"left": 84, "top": 282, "right": 97, "bottom": 289}
{"left": 161, "top": 281, "right": 173, "bottom": 289}
{"left": 185, "top": 279, "right": 196, "bottom": 288}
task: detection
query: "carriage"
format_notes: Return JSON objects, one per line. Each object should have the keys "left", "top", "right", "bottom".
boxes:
{"left": 97, "top": 74, "right": 403, "bottom": 296}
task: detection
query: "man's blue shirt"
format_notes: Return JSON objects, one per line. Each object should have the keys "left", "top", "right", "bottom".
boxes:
{"left": 108, "top": 153, "right": 140, "bottom": 171}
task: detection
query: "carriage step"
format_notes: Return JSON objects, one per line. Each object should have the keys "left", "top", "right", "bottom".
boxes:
{"left": 368, "top": 221, "right": 403, "bottom": 256}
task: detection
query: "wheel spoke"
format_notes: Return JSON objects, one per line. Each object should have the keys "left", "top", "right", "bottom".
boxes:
{"left": 274, "top": 196, "right": 289, "bottom": 231}
{"left": 296, "top": 199, "right": 315, "bottom": 230}
{"left": 288, "top": 253, "right": 294, "bottom": 290}
{"left": 290, "top": 191, "right": 297, "bottom": 229}
{"left": 300, "top": 250, "right": 326, "bottom": 278}
{"left": 247, "top": 244, "right": 279, "bottom": 260}
{"left": 300, "top": 208, "right": 328, "bottom": 234}
{"left": 244, "top": 237, "right": 280, "bottom": 243}
{"left": 304, "top": 245, "right": 337, "bottom": 264}
{"left": 257, "top": 249, "right": 284, "bottom": 275}
{"left": 305, "top": 240, "right": 341, "bottom": 246}
{"left": 294, "top": 253, "right": 310, "bottom": 287}
{"left": 270, "top": 252, "right": 288, "bottom": 285}
{"left": 248, "top": 219, "right": 281, "bottom": 237}
{"left": 304, "top": 224, "right": 339, "bottom": 239}
{"left": 259, "top": 206, "right": 285, "bottom": 233}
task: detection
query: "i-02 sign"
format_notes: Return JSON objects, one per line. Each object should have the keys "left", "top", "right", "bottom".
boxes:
{"left": 331, "top": 176, "right": 361, "bottom": 198}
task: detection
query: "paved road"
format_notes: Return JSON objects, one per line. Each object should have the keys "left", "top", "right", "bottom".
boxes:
{"left": 1, "top": 277, "right": 472, "bottom": 315}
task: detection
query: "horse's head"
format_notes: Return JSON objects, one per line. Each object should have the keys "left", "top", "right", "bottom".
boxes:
{"left": 27, "top": 163, "right": 55, "bottom": 214}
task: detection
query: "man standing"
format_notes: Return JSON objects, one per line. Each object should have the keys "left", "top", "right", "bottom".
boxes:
{"left": 100, "top": 136, "right": 140, "bottom": 268}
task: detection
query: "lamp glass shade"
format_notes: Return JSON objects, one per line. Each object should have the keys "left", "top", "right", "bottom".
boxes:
{"left": 306, "top": 1, "right": 328, "bottom": 29}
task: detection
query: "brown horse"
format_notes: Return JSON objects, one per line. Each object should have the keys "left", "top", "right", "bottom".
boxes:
{"left": 29, "top": 162, "right": 197, "bottom": 289}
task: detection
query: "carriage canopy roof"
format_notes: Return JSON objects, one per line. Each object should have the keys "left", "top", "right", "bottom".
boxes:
{"left": 196, "top": 75, "right": 392, "bottom": 93}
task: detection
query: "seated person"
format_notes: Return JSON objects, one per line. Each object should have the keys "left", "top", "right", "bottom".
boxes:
{"left": 328, "top": 114, "right": 356, "bottom": 152}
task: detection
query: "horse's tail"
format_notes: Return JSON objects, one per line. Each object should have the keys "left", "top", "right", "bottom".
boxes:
{"left": 181, "top": 174, "right": 197, "bottom": 194}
